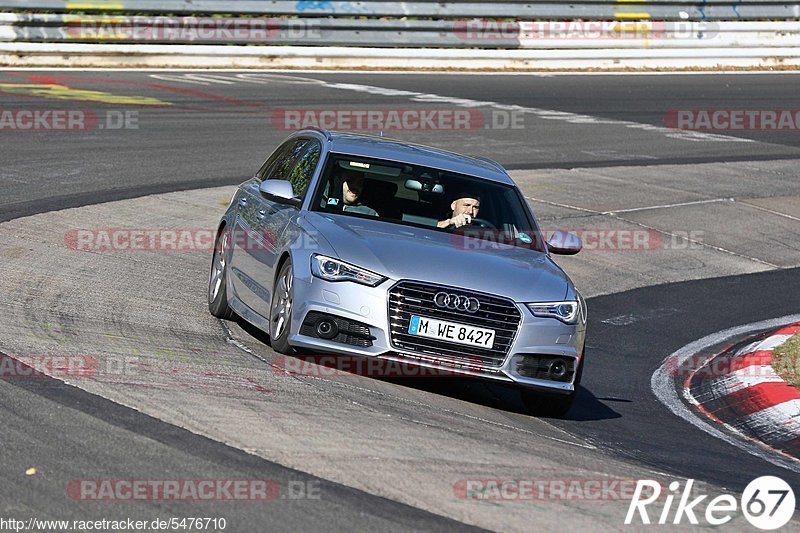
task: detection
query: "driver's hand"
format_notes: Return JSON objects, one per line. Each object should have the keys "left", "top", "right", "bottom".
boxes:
{"left": 450, "top": 213, "right": 472, "bottom": 228}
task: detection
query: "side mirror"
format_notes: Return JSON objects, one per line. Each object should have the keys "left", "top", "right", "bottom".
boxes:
{"left": 546, "top": 230, "right": 582, "bottom": 255}
{"left": 259, "top": 180, "right": 300, "bottom": 207}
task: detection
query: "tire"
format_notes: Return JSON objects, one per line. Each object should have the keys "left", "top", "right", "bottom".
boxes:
{"left": 208, "top": 227, "right": 234, "bottom": 320}
{"left": 269, "top": 259, "right": 295, "bottom": 355}
{"left": 520, "top": 355, "right": 584, "bottom": 418}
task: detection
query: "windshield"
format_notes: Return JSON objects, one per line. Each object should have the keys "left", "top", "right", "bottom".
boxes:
{"left": 310, "top": 152, "right": 546, "bottom": 252}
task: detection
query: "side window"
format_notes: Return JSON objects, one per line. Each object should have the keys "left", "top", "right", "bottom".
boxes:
{"left": 285, "top": 141, "right": 321, "bottom": 199}
{"left": 257, "top": 138, "right": 321, "bottom": 199}
{"left": 256, "top": 141, "right": 293, "bottom": 181}
{"left": 269, "top": 139, "right": 306, "bottom": 182}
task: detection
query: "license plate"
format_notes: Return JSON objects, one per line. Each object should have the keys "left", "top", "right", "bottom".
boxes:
{"left": 408, "top": 315, "right": 495, "bottom": 349}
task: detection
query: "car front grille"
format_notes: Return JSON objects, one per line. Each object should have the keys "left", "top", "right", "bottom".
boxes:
{"left": 388, "top": 281, "right": 522, "bottom": 368}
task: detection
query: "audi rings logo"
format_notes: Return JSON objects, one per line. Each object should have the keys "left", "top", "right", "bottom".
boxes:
{"left": 434, "top": 292, "right": 481, "bottom": 313}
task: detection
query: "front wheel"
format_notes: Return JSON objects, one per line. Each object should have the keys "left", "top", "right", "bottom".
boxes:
{"left": 269, "top": 260, "right": 295, "bottom": 355}
{"left": 208, "top": 228, "right": 234, "bottom": 320}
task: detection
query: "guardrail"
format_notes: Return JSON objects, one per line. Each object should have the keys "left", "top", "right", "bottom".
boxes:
{"left": 2, "top": 14, "right": 799, "bottom": 49}
{"left": 1, "top": 1, "right": 799, "bottom": 21}
{"left": 0, "top": 1, "right": 797, "bottom": 68}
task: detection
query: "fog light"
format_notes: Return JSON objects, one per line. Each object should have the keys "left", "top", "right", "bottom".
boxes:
{"left": 548, "top": 359, "right": 567, "bottom": 380}
{"left": 315, "top": 318, "right": 339, "bottom": 340}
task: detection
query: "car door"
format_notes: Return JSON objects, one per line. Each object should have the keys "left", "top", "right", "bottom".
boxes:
{"left": 229, "top": 138, "right": 321, "bottom": 318}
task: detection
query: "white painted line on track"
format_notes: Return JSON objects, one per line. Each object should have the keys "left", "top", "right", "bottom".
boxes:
{"left": 740, "top": 202, "right": 800, "bottom": 224}
{"left": 651, "top": 314, "right": 800, "bottom": 473}
{"left": 314, "top": 80, "right": 750, "bottom": 144}
{"left": 525, "top": 195, "right": 781, "bottom": 269}
{"left": 2, "top": 68, "right": 800, "bottom": 76}
{"left": 3, "top": 69, "right": 782, "bottom": 146}
{"left": 150, "top": 73, "right": 237, "bottom": 85}
{"left": 526, "top": 196, "right": 598, "bottom": 215}
{"left": 130, "top": 71, "right": 753, "bottom": 144}
{"left": 601, "top": 198, "right": 732, "bottom": 215}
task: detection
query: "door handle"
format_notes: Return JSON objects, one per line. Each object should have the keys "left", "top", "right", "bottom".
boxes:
{"left": 238, "top": 198, "right": 248, "bottom": 207}
{"left": 256, "top": 210, "right": 267, "bottom": 220}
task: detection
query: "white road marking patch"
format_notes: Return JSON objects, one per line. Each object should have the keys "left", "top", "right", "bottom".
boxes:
{"left": 600, "top": 308, "right": 680, "bottom": 326}
{"left": 148, "top": 72, "right": 752, "bottom": 144}
{"left": 150, "top": 73, "right": 232, "bottom": 85}
{"left": 580, "top": 150, "right": 657, "bottom": 160}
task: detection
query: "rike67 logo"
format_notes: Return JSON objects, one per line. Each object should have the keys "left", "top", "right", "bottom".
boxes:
{"left": 626, "top": 477, "right": 795, "bottom": 530}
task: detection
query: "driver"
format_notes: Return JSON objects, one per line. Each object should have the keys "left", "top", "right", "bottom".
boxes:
{"left": 437, "top": 194, "right": 481, "bottom": 228}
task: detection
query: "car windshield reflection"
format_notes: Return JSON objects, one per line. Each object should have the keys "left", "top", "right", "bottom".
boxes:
{"left": 310, "top": 153, "right": 546, "bottom": 252}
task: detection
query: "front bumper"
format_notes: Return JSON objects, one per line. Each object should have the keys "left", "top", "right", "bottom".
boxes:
{"left": 288, "top": 275, "right": 586, "bottom": 395}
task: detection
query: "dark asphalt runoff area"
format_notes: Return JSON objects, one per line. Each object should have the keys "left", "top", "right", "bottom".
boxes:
{"left": 570, "top": 267, "right": 800, "bottom": 493}
{"left": 0, "top": 353, "right": 482, "bottom": 532}
{"left": 1, "top": 70, "right": 799, "bottom": 529}
{"left": 2, "top": 71, "right": 799, "bottom": 221}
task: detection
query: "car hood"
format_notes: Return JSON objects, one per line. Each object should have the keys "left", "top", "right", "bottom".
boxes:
{"left": 304, "top": 213, "right": 570, "bottom": 302}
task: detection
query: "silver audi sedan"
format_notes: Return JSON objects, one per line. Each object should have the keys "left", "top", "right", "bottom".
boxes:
{"left": 209, "top": 129, "right": 586, "bottom": 416}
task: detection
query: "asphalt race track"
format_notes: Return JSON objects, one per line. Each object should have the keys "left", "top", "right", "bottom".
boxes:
{"left": 1, "top": 70, "right": 799, "bottom": 531}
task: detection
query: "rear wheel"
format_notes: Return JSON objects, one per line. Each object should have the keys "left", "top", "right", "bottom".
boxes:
{"left": 208, "top": 228, "right": 234, "bottom": 320}
{"left": 520, "top": 355, "right": 584, "bottom": 418}
{"left": 269, "top": 260, "right": 295, "bottom": 355}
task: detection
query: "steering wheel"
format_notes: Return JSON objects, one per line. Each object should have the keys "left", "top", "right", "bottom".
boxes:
{"left": 448, "top": 217, "right": 497, "bottom": 231}
{"left": 467, "top": 217, "right": 496, "bottom": 230}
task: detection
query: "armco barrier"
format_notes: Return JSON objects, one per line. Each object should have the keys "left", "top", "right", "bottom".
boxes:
{"left": 1, "top": 0, "right": 800, "bottom": 21}
{"left": 0, "top": 1, "right": 798, "bottom": 68}
{"left": 2, "top": 14, "right": 800, "bottom": 49}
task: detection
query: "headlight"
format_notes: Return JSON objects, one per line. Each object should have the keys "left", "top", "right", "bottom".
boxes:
{"left": 311, "top": 254, "right": 387, "bottom": 287}
{"left": 526, "top": 301, "right": 579, "bottom": 324}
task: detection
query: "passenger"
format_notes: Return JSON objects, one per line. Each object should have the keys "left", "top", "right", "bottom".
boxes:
{"left": 437, "top": 194, "right": 481, "bottom": 228}
{"left": 341, "top": 170, "right": 379, "bottom": 217}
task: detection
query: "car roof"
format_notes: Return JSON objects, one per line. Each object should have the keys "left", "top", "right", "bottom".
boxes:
{"left": 301, "top": 130, "right": 515, "bottom": 186}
